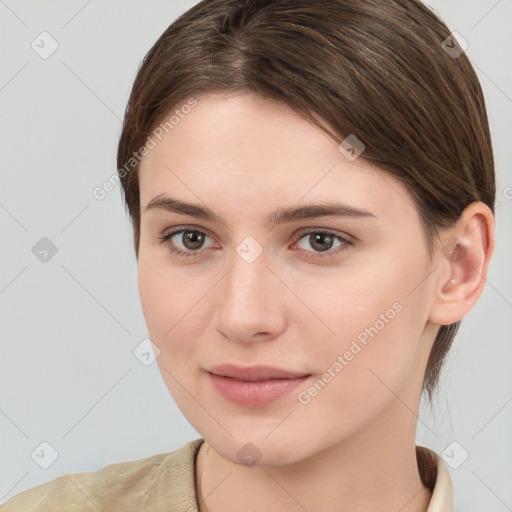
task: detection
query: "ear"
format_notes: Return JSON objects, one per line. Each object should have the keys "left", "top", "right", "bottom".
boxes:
{"left": 429, "top": 202, "right": 495, "bottom": 326}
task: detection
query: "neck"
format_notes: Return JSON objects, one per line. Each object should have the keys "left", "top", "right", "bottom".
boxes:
{"left": 195, "top": 396, "right": 433, "bottom": 512}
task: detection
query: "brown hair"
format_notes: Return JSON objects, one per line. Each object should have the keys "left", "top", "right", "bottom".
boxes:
{"left": 117, "top": 0, "right": 495, "bottom": 407}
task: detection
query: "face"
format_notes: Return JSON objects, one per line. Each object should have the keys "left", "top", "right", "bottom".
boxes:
{"left": 137, "top": 91, "right": 438, "bottom": 466}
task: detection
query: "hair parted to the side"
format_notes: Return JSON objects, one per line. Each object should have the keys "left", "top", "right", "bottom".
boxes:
{"left": 117, "top": 0, "right": 494, "bottom": 408}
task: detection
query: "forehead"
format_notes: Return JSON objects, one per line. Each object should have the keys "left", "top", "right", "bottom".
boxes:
{"left": 138, "top": 92, "right": 416, "bottom": 224}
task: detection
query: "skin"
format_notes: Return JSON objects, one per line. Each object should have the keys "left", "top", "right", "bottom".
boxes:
{"left": 137, "top": 91, "right": 494, "bottom": 512}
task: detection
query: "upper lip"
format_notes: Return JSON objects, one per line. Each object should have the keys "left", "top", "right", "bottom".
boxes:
{"left": 208, "top": 364, "right": 310, "bottom": 381}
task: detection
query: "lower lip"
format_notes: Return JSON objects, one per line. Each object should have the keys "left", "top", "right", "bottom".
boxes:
{"left": 208, "top": 372, "right": 311, "bottom": 407}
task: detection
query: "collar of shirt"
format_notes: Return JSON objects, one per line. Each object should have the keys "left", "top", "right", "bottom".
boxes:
{"left": 417, "top": 444, "right": 454, "bottom": 511}
{"left": 179, "top": 439, "right": 454, "bottom": 511}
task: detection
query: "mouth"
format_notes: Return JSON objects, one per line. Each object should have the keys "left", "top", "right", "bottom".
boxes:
{"left": 206, "top": 364, "right": 312, "bottom": 407}
{"left": 208, "top": 364, "right": 311, "bottom": 381}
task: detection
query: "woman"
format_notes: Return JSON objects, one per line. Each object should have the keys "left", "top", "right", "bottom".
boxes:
{"left": 2, "top": 0, "right": 495, "bottom": 510}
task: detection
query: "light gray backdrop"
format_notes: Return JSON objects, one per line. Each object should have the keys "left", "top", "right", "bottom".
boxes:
{"left": 1, "top": 1, "right": 511, "bottom": 510}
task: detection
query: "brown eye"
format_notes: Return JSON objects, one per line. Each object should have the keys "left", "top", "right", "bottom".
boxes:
{"left": 308, "top": 232, "right": 335, "bottom": 252}
{"left": 293, "top": 230, "right": 353, "bottom": 259}
{"left": 180, "top": 230, "right": 206, "bottom": 250}
{"left": 158, "top": 228, "right": 215, "bottom": 257}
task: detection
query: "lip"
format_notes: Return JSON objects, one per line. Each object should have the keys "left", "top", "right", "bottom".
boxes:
{"left": 207, "top": 364, "right": 311, "bottom": 407}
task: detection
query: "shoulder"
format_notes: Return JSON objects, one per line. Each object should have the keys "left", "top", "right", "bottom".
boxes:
{"left": 0, "top": 438, "right": 204, "bottom": 512}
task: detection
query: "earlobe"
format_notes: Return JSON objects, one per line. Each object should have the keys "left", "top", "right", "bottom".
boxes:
{"left": 429, "top": 202, "right": 495, "bottom": 326}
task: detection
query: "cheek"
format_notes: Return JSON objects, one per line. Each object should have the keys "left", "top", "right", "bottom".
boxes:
{"left": 137, "top": 259, "right": 168, "bottom": 339}
{"left": 138, "top": 256, "right": 183, "bottom": 354}
{"left": 137, "top": 257, "right": 204, "bottom": 414}
{"left": 137, "top": 253, "right": 211, "bottom": 370}
{"left": 295, "top": 250, "right": 425, "bottom": 344}
{"left": 294, "top": 254, "right": 428, "bottom": 413}
{"left": 138, "top": 249, "right": 198, "bottom": 334}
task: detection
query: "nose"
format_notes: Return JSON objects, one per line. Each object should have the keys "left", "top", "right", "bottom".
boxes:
{"left": 213, "top": 248, "right": 287, "bottom": 344}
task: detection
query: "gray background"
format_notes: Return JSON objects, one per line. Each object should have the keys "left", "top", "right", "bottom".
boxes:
{"left": 1, "top": 0, "right": 511, "bottom": 509}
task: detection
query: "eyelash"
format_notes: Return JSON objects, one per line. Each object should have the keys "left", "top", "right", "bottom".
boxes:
{"left": 157, "top": 227, "right": 354, "bottom": 260}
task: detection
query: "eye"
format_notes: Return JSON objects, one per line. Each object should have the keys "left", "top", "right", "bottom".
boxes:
{"left": 158, "top": 227, "right": 353, "bottom": 260}
{"left": 292, "top": 230, "right": 353, "bottom": 259}
{"left": 158, "top": 228, "right": 215, "bottom": 257}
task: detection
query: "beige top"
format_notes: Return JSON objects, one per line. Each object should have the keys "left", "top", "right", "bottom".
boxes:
{"left": 0, "top": 439, "right": 454, "bottom": 511}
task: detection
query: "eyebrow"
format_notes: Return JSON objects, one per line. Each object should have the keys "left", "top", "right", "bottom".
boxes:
{"left": 144, "top": 195, "right": 377, "bottom": 228}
